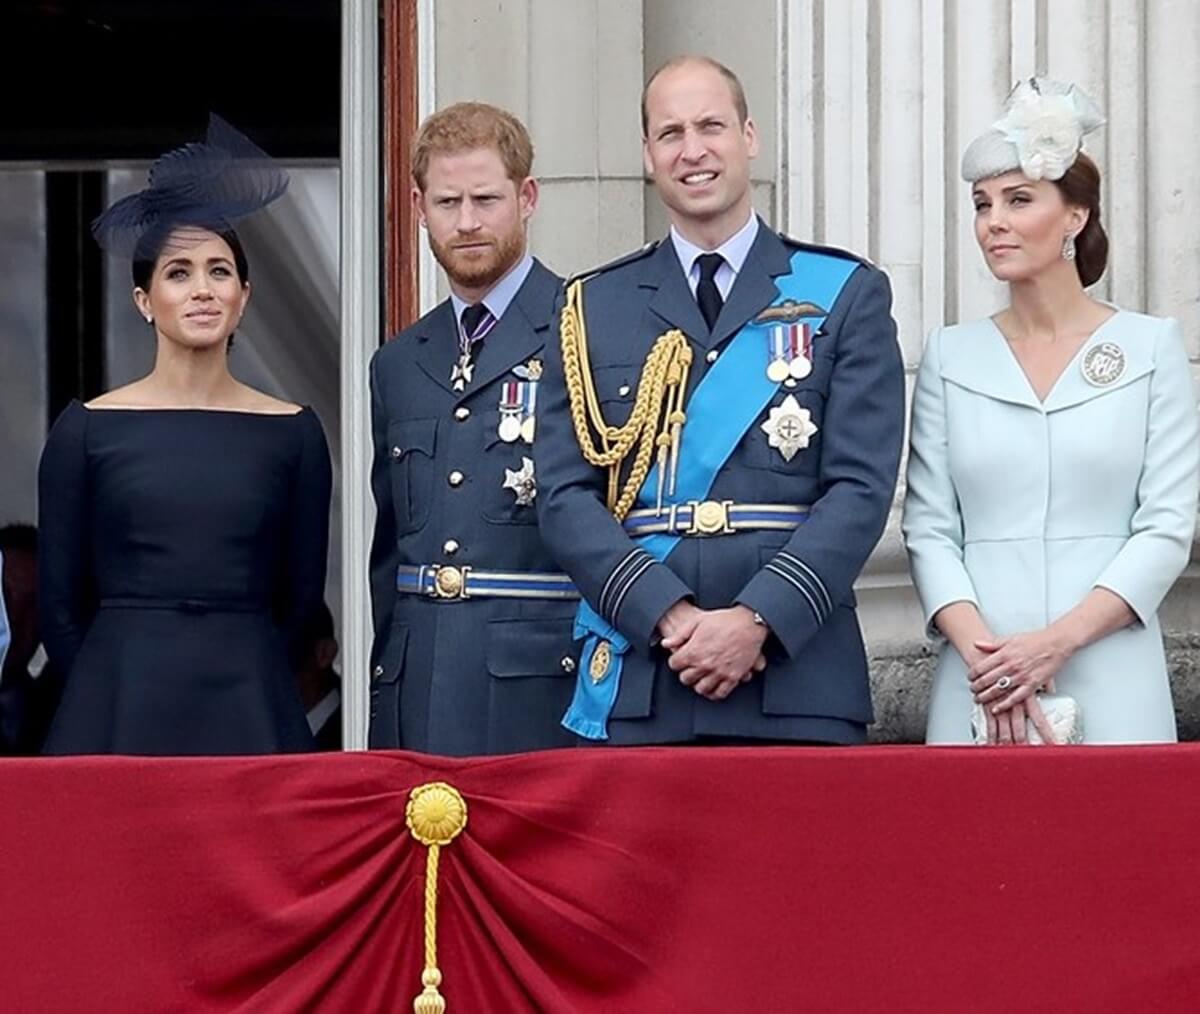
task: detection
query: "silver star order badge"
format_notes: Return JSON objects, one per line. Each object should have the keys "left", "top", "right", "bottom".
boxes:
{"left": 503, "top": 456, "right": 538, "bottom": 507}
{"left": 761, "top": 394, "right": 818, "bottom": 462}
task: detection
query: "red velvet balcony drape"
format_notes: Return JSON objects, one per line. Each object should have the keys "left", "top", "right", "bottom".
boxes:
{"left": 2, "top": 746, "right": 1198, "bottom": 1013}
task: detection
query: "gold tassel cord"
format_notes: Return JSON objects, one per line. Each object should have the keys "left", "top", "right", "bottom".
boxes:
{"left": 665, "top": 359, "right": 688, "bottom": 498}
{"left": 406, "top": 782, "right": 468, "bottom": 1014}
{"left": 560, "top": 279, "right": 693, "bottom": 521}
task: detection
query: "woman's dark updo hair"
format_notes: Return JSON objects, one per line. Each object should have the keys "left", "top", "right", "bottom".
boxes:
{"left": 1051, "top": 153, "right": 1107, "bottom": 287}
{"left": 131, "top": 226, "right": 250, "bottom": 350}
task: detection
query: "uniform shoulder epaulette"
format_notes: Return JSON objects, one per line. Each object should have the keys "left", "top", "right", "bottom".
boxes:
{"left": 779, "top": 234, "right": 875, "bottom": 268}
{"left": 566, "top": 239, "right": 662, "bottom": 287}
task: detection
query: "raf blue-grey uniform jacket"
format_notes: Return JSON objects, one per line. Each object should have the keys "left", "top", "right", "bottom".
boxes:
{"left": 368, "top": 259, "right": 578, "bottom": 755}
{"left": 534, "top": 222, "right": 905, "bottom": 744}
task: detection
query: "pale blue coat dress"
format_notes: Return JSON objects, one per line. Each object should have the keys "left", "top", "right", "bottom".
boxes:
{"left": 903, "top": 310, "right": 1199, "bottom": 744}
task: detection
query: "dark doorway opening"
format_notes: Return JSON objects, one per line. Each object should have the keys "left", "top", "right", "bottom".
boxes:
{"left": 2, "top": 1, "right": 340, "bottom": 162}
{"left": 1, "top": 1, "right": 341, "bottom": 421}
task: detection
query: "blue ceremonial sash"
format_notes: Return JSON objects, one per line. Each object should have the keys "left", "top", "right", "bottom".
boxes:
{"left": 563, "top": 248, "right": 861, "bottom": 739}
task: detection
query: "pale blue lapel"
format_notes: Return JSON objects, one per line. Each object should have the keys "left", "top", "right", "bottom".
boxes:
{"left": 1043, "top": 311, "right": 1154, "bottom": 412}
{"left": 938, "top": 318, "right": 1042, "bottom": 411}
{"left": 939, "top": 311, "right": 1152, "bottom": 413}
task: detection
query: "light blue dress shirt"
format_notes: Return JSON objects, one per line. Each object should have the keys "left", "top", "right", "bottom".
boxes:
{"left": 669, "top": 212, "right": 759, "bottom": 300}
{"left": 449, "top": 252, "right": 534, "bottom": 331}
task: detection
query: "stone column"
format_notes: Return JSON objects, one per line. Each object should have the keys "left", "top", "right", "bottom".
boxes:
{"left": 426, "top": 0, "right": 646, "bottom": 286}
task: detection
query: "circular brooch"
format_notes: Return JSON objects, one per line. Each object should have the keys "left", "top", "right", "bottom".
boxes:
{"left": 1081, "top": 341, "right": 1126, "bottom": 387}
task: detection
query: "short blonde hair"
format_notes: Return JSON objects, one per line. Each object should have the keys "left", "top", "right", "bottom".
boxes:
{"left": 411, "top": 102, "right": 534, "bottom": 190}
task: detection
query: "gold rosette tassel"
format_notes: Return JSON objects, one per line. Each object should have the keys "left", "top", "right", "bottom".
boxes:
{"left": 406, "top": 782, "right": 468, "bottom": 1014}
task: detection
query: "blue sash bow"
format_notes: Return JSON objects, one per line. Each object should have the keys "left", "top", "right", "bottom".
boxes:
{"left": 563, "top": 248, "right": 860, "bottom": 739}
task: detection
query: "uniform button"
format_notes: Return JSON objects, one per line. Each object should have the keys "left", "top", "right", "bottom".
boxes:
{"left": 448, "top": 470, "right": 464, "bottom": 487}
{"left": 443, "top": 539, "right": 460, "bottom": 555}
{"left": 706, "top": 349, "right": 719, "bottom": 364}
{"left": 391, "top": 446, "right": 402, "bottom": 458}
{"left": 454, "top": 406, "right": 470, "bottom": 421}
{"left": 561, "top": 656, "right": 576, "bottom": 674}
{"left": 373, "top": 664, "right": 384, "bottom": 678}
{"left": 618, "top": 383, "right": 631, "bottom": 398}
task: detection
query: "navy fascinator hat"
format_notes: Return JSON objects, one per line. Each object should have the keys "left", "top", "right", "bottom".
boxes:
{"left": 91, "top": 114, "right": 289, "bottom": 259}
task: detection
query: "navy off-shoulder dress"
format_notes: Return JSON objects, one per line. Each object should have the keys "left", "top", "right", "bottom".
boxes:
{"left": 38, "top": 401, "right": 332, "bottom": 755}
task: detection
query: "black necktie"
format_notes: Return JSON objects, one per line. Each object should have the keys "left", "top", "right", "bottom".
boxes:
{"left": 451, "top": 304, "right": 494, "bottom": 391}
{"left": 695, "top": 253, "right": 724, "bottom": 331}
{"left": 460, "top": 303, "right": 491, "bottom": 347}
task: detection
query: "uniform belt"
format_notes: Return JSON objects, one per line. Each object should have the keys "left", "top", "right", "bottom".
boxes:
{"left": 98, "top": 597, "right": 268, "bottom": 613}
{"left": 396, "top": 564, "right": 579, "bottom": 601}
{"left": 621, "top": 501, "right": 812, "bottom": 537}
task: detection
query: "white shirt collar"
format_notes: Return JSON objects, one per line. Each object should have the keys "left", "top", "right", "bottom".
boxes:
{"left": 668, "top": 213, "right": 759, "bottom": 298}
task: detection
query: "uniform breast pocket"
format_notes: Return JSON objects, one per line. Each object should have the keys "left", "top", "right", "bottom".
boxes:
{"left": 746, "top": 385, "right": 826, "bottom": 476}
{"left": 593, "top": 363, "right": 639, "bottom": 427}
{"left": 485, "top": 616, "right": 577, "bottom": 679}
{"left": 481, "top": 410, "right": 539, "bottom": 525}
{"left": 387, "top": 418, "right": 437, "bottom": 534}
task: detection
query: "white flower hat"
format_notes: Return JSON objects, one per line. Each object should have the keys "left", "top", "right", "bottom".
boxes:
{"left": 961, "top": 78, "right": 1105, "bottom": 183}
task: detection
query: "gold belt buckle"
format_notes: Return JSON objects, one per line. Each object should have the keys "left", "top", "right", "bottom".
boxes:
{"left": 687, "top": 499, "right": 734, "bottom": 536}
{"left": 430, "top": 565, "right": 470, "bottom": 599}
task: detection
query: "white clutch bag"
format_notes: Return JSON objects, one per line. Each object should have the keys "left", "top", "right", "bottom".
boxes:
{"left": 970, "top": 692, "right": 1083, "bottom": 745}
